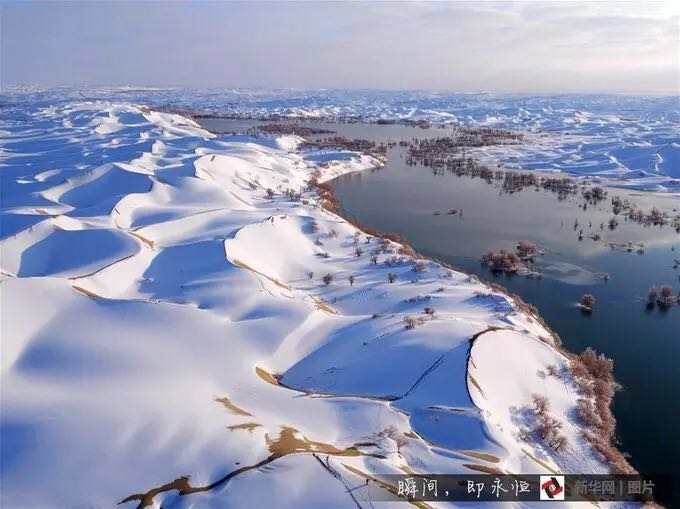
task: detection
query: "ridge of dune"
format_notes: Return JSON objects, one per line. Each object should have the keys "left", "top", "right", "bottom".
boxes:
{"left": 1, "top": 101, "right": 614, "bottom": 509}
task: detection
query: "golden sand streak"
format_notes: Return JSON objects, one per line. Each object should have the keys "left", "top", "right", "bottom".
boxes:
{"left": 458, "top": 450, "right": 501, "bottom": 463}
{"left": 255, "top": 366, "right": 281, "bottom": 386}
{"left": 227, "top": 422, "right": 261, "bottom": 432}
{"left": 120, "top": 427, "right": 384, "bottom": 509}
{"left": 462, "top": 463, "right": 506, "bottom": 475}
{"left": 215, "top": 396, "right": 252, "bottom": 417}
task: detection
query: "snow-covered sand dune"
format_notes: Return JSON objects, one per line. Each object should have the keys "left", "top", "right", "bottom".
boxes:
{"left": 2, "top": 102, "right": 613, "bottom": 508}
{"left": 6, "top": 88, "right": 677, "bottom": 190}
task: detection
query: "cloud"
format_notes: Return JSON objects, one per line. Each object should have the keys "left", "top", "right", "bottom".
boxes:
{"left": 1, "top": 1, "right": 678, "bottom": 94}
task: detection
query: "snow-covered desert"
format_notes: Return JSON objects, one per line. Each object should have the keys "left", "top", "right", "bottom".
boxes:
{"left": 1, "top": 2, "right": 679, "bottom": 506}
{"left": 3, "top": 89, "right": 668, "bottom": 508}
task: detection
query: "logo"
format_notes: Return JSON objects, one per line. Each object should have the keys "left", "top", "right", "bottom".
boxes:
{"left": 540, "top": 476, "right": 565, "bottom": 501}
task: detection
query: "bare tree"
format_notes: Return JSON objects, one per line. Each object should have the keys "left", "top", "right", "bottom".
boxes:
{"left": 532, "top": 394, "right": 549, "bottom": 416}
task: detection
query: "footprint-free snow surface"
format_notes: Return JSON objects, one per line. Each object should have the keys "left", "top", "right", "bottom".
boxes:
{"left": 5, "top": 88, "right": 678, "bottom": 190}
{"left": 2, "top": 99, "right": 618, "bottom": 508}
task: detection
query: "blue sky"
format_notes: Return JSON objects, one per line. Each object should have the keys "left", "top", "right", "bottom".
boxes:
{"left": 2, "top": 1, "right": 678, "bottom": 94}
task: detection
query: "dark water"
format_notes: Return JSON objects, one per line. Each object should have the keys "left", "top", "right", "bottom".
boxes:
{"left": 202, "top": 117, "right": 680, "bottom": 503}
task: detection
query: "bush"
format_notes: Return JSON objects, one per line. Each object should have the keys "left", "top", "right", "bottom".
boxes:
{"left": 517, "top": 428, "right": 532, "bottom": 442}
{"left": 580, "top": 294, "right": 596, "bottom": 310}
{"left": 576, "top": 398, "right": 600, "bottom": 428}
{"left": 411, "top": 261, "right": 426, "bottom": 273}
{"left": 370, "top": 255, "right": 378, "bottom": 264}
{"left": 423, "top": 306, "right": 436, "bottom": 316}
{"left": 545, "top": 364, "right": 560, "bottom": 378}
{"left": 568, "top": 348, "right": 634, "bottom": 472}
{"left": 388, "top": 272, "right": 398, "bottom": 283}
{"left": 517, "top": 241, "right": 539, "bottom": 258}
{"left": 384, "top": 255, "right": 404, "bottom": 267}
{"left": 348, "top": 275, "right": 355, "bottom": 286}
{"left": 266, "top": 188, "right": 275, "bottom": 199}
{"left": 398, "top": 244, "right": 417, "bottom": 257}
{"left": 648, "top": 286, "right": 658, "bottom": 304}
{"left": 536, "top": 414, "right": 562, "bottom": 439}
{"left": 322, "top": 273, "right": 333, "bottom": 285}
{"left": 659, "top": 286, "right": 676, "bottom": 308}
{"left": 403, "top": 315, "right": 425, "bottom": 330}
{"left": 481, "top": 250, "right": 522, "bottom": 273}
{"left": 355, "top": 247, "right": 363, "bottom": 257}
{"left": 532, "top": 394, "right": 549, "bottom": 416}
{"left": 307, "top": 271, "right": 314, "bottom": 280}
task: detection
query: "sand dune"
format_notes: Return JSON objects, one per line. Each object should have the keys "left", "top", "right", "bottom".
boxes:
{"left": 1, "top": 101, "right": 611, "bottom": 508}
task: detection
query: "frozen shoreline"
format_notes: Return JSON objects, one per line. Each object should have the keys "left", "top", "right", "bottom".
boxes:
{"left": 0, "top": 101, "right": 637, "bottom": 508}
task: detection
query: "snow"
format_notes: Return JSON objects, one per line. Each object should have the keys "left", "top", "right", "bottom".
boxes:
{"left": 5, "top": 87, "right": 678, "bottom": 189}
{"left": 1, "top": 99, "right": 624, "bottom": 508}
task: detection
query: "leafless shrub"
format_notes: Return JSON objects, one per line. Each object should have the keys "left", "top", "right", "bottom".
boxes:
{"left": 411, "top": 261, "right": 427, "bottom": 273}
{"left": 376, "top": 425, "right": 408, "bottom": 454}
{"left": 405, "top": 295, "right": 431, "bottom": 303}
{"left": 307, "top": 271, "right": 314, "bottom": 280}
{"left": 384, "top": 255, "right": 404, "bottom": 267}
{"left": 355, "top": 247, "right": 363, "bottom": 257}
{"left": 310, "top": 221, "right": 319, "bottom": 233}
{"left": 398, "top": 244, "right": 417, "bottom": 257}
{"left": 545, "top": 364, "right": 560, "bottom": 378}
{"left": 580, "top": 294, "right": 596, "bottom": 311}
{"left": 481, "top": 250, "right": 523, "bottom": 273}
{"left": 569, "top": 348, "right": 634, "bottom": 473}
{"left": 348, "top": 275, "right": 355, "bottom": 286}
{"left": 648, "top": 286, "right": 658, "bottom": 304}
{"left": 548, "top": 433, "right": 568, "bottom": 452}
{"left": 328, "top": 229, "right": 338, "bottom": 238}
{"left": 658, "top": 285, "right": 676, "bottom": 308}
{"left": 266, "top": 188, "right": 275, "bottom": 199}
{"left": 370, "top": 255, "right": 378, "bottom": 264}
{"left": 517, "top": 241, "right": 539, "bottom": 258}
{"left": 582, "top": 431, "right": 637, "bottom": 474}
{"left": 403, "top": 315, "right": 425, "bottom": 330}
{"left": 256, "top": 124, "right": 335, "bottom": 137}
{"left": 423, "top": 306, "right": 436, "bottom": 316}
{"left": 532, "top": 394, "right": 549, "bottom": 416}
{"left": 576, "top": 398, "right": 600, "bottom": 429}
{"left": 517, "top": 428, "right": 532, "bottom": 442}
{"left": 388, "top": 272, "right": 398, "bottom": 283}
{"left": 536, "top": 414, "right": 562, "bottom": 440}
{"left": 322, "top": 273, "right": 333, "bottom": 285}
